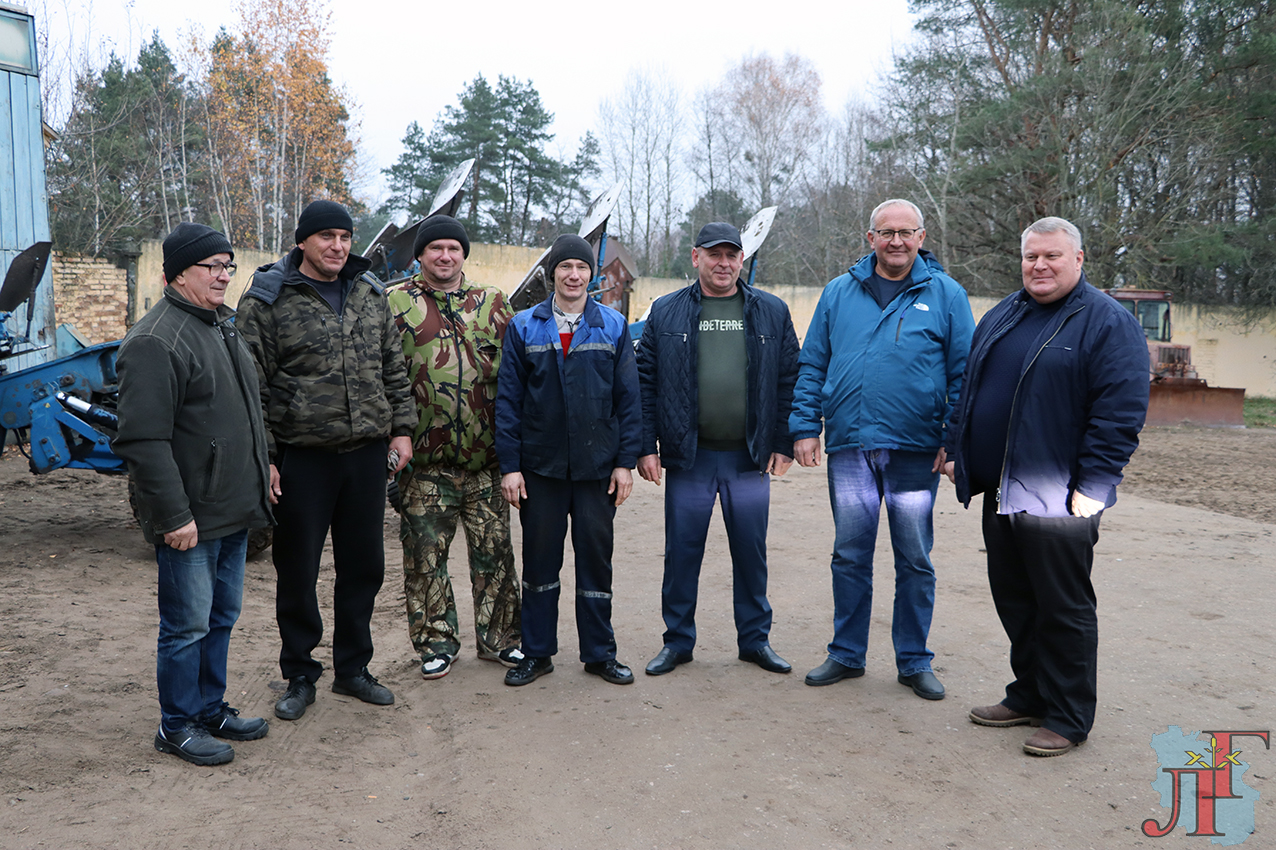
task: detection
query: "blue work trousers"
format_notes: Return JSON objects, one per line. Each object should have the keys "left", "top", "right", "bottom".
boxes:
{"left": 155, "top": 529, "right": 248, "bottom": 733}
{"left": 825, "top": 448, "right": 938, "bottom": 675}
{"left": 661, "top": 448, "right": 772, "bottom": 654}
{"left": 518, "top": 471, "right": 618, "bottom": 663}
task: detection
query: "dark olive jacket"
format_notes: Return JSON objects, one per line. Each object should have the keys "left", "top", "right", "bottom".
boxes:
{"left": 114, "top": 287, "right": 272, "bottom": 543}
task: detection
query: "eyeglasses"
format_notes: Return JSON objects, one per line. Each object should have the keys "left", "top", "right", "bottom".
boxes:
{"left": 191, "top": 261, "right": 237, "bottom": 277}
{"left": 874, "top": 229, "right": 920, "bottom": 241}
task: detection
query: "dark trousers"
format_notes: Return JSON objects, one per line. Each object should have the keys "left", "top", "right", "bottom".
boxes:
{"left": 982, "top": 494, "right": 1101, "bottom": 743}
{"left": 661, "top": 448, "right": 772, "bottom": 654}
{"left": 273, "top": 441, "right": 387, "bottom": 681}
{"left": 518, "top": 471, "right": 617, "bottom": 663}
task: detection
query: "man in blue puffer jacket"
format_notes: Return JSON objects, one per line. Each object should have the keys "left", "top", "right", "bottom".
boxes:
{"left": 637, "top": 222, "right": 801, "bottom": 678}
{"left": 496, "top": 234, "right": 641, "bottom": 687}
{"left": 943, "top": 217, "right": 1148, "bottom": 757}
{"left": 791, "top": 199, "right": 975, "bottom": 700}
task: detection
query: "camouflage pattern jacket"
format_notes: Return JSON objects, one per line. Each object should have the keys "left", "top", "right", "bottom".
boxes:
{"left": 237, "top": 248, "right": 416, "bottom": 458}
{"left": 386, "top": 275, "right": 513, "bottom": 471}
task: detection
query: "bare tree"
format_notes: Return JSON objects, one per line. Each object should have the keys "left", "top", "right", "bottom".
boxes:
{"left": 596, "top": 69, "right": 685, "bottom": 275}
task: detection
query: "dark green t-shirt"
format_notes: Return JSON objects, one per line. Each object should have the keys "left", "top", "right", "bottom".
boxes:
{"left": 697, "top": 290, "right": 748, "bottom": 451}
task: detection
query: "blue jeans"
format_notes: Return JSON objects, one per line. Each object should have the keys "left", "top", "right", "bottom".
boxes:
{"left": 155, "top": 529, "right": 248, "bottom": 732}
{"left": 826, "top": 449, "right": 938, "bottom": 675}
{"left": 661, "top": 449, "right": 772, "bottom": 654}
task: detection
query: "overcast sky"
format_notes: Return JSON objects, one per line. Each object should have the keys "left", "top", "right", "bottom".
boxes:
{"left": 32, "top": 0, "right": 918, "bottom": 207}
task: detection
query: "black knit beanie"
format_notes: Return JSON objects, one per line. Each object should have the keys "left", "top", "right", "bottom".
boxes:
{"left": 162, "top": 223, "right": 234, "bottom": 283}
{"left": 545, "top": 234, "right": 595, "bottom": 279}
{"left": 413, "top": 214, "right": 471, "bottom": 259}
{"left": 295, "top": 200, "right": 354, "bottom": 244}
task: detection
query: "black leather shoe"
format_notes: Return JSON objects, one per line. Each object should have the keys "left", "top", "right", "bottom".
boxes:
{"left": 332, "top": 668, "right": 395, "bottom": 705}
{"left": 645, "top": 646, "right": 693, "bottom": 676}
{"left": 584, "top": 659, "right": 635, "bottom": 684}
{"left": 203, "top": 705, "right": 269, "bottom": 740}
{"left": 505, "top": 656, "right": 554, "bottom": 686}
{"left": 738, "top": 645, "right": 792, "bottom": 674}
{"left": 898, "top": 670, "right": 946, "bottom": 700}
{"left": 155, "top": 723, "right": 234, "bottom": 766}
{"left": 274, "top": 676, "right": 316, "bottom": 721}
{"left": 804, "top": 657, "right": 865, "bottom": 686}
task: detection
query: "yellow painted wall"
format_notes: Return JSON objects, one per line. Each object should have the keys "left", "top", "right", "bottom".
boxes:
{"left": 131, "top": 237, "right": 1276, "bottom": 398}
{"left": 631, "top": 281, "right": 1276, "bottom": 398}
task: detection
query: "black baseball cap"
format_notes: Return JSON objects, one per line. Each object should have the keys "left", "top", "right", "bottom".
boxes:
{"left": 694, "top": 222, "right": 743, "bottom": 250}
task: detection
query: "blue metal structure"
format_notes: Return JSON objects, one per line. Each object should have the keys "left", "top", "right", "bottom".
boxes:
{"left": 0, "top": 2, "right": 55, "bottom": 373}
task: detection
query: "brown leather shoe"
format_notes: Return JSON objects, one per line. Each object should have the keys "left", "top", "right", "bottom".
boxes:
{"left": 968, "top": 703, "right": 1041, "bottom": 727}
{"left": 1023, "top": 727, "right": 1079, "bottom": 756}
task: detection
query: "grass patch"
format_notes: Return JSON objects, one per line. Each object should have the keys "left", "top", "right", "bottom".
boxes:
{"left": 1244, "top": 395, "right": 1276, "bottom": 428}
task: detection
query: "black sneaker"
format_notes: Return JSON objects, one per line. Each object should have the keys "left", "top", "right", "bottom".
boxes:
{"left": 155, "top": 722, "right": 234, "bottom": 766}
{"left": 583, "top": 659, "right": 635, "bottom": 685}
{"left": 504, "top": 656, "right": 553, "bottom": 686}
{"left": 203, "top": 705, "right": 270, "bottom": 741}
{"left": 275, "top": 676, "right": 317, "bottom": 721}
{"left": 332, "top": 668, "right": 395, "bottom": 705}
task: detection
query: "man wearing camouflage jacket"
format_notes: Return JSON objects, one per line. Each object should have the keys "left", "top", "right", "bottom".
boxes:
{"left": 237, "top": 200, "right": 415, "bottom": 721}
{"left": 387, "top": 215, "right": 523, "bottom": 681}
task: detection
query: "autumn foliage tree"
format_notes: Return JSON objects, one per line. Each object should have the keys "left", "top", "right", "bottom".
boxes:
{"left": 199, "top": 0, "right": 357, "bottom": 253}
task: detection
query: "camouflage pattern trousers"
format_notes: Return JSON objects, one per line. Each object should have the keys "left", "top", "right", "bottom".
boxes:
{"left": 400, "top": 465, "right": 521, "bottom": 660}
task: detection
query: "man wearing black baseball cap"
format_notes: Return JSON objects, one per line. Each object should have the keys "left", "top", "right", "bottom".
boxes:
{"left": 635, "top": 222, "right": 800, "bottom": 677}
{"left": 115, "top": 223, "right": 273, "bottom": 765}
{"left": 238, "top": 200, "right": 416, "bottom": 722}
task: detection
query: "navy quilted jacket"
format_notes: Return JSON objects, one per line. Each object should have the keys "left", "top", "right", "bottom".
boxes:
{"left": 636, "top": 279, "right": 800, "bottom": 471}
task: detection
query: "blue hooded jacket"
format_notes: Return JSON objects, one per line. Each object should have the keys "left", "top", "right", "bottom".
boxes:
{"left": 789, "top": 250, "right": 975, "bottom": 454}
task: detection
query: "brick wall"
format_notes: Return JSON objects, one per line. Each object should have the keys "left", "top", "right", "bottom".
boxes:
{"left": 50, "top": 252, "right": 128, "bottom": 344}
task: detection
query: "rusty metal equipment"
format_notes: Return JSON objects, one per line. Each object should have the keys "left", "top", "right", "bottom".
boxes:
{"left": 1104, "top": 289, "right": 1245, "bottom": 427}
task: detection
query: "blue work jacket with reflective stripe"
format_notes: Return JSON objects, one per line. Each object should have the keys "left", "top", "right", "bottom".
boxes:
{"left": 496, "top": 295, "right": 641, "bottom": 481}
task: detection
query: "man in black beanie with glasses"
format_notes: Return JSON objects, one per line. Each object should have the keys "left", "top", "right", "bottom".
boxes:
{"left": 115, "top": 223, "right": 273, "bottom": 765}
{"left": 238, "top": 200, "right": 416, "bottom": 722}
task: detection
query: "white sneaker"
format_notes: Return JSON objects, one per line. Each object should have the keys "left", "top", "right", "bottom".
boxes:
{"left": 420, "top": 654, "right": 453, "bottom": 680}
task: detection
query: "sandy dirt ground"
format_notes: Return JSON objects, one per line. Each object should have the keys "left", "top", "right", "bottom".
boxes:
{"left": 0, "top": 425, "right": 1273, "bottom": 850}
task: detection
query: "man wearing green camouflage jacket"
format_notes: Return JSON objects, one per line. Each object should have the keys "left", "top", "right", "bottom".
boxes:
{"left": 387, "top": 215, "right": 523, "bottom": 681}
{"left": 238, "top": 200, "right": 416, "bottom": 721}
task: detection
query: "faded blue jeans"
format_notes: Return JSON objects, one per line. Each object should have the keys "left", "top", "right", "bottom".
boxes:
{"left": 825, "top": 449, "right": 938, "bottom": 675}
{"left": 155, "top": 529, "right": 248, "bottom": 732}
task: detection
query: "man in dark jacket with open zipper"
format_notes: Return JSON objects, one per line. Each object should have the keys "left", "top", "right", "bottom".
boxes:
{"left": 636, "top": 222, "right": 800, "bottom": 678}
{"left": 944, "top": 216, "right": 1149, "bottom": 757}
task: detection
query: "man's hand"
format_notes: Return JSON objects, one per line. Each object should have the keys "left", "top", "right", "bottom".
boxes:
{"left": 501, "top": 472, "right": 527, "bottom": 508}
{"left": 794, "top": 437, "right": 821, "bottom": 468}
{"left": 942, "top": 460, "right": 956, "bottom": 485}
{"left": 637, "top": 454, "right": 662, "bottom": 486}
{"left": 766, "top": 453, "right": 794, "bottom": 477}
{"left": 932, "top": 447, "right": 947, "bottom": 474}
{"left": 1071, "top": 490, "right": 1104, "bottom": 518}
{"left": 609, "top": 467, "right": 634, "bottom": 506}
{"left": 388, "top": 436, "right": 413, "bottom": 475}
{"left": 164, "top": 520, "right": 199, "bottom": 551}
{"left": 269, "top": 463, "right": 282, "bottom": 505}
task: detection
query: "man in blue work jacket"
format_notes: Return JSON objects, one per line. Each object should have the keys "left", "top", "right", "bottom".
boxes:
{"left": 791, "top": 199, "right": 975, "bottom": 700}
{"left": 496, "top": 234, "right": 641, "bottom": 687}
